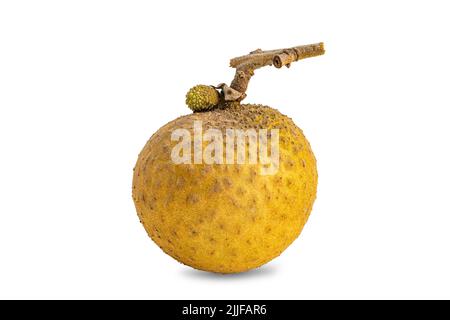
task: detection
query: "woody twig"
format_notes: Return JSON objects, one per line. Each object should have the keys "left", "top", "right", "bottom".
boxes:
{"left": 224, "top": 42, "right": 325, "bottom": 102}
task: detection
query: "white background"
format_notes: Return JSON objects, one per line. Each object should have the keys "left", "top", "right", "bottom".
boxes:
{"left": 1, "top": 0, "right": 449, "bottom": 299}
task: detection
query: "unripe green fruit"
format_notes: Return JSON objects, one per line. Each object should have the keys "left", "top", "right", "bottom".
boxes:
{"left": 185, "top": 85, "right": 220, "bottom": 112}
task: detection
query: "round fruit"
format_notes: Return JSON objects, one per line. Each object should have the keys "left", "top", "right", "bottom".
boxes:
{"left": 185, "top": 85, "right": 220, "bottom": 112}
{"left": 132, "top": 103, "right": 317, "bottom": 273}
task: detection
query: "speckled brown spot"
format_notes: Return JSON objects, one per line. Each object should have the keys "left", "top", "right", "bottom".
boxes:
{"left": 186, "top": 194, "right": 199, "bottom": 204}
{"left": 211, "top": 180, "right": 222, "bottom": 193}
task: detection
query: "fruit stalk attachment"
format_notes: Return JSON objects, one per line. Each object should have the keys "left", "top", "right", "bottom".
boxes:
{"left": 185, "top": 42, "right": 325, "bottom": 112}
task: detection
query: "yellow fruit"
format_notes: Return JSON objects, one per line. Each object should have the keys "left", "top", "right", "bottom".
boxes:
{"left": 132, "top": 103, "right": 318, "bottom": 273}
{"left": 185, "top": 85, "right": 220, "bottom": 112}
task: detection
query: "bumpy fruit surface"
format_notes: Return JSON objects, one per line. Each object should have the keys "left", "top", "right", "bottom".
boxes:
{"left": 185, "top": 85, "right": 220, "bottom": 112}
{"left": 132, "top": 104, "right": 317, "bottom": 273}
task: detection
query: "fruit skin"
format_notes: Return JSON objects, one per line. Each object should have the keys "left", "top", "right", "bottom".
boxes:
{"left": 185, "top": 85, "right": 220, "bottom": 112}
{"left": 132, "top": 104, "right": 318, "bottom": 273}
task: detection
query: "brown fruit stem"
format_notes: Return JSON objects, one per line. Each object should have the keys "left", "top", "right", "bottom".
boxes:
{"left": 228, "top": 42, "right": 325, "bottom": 102}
